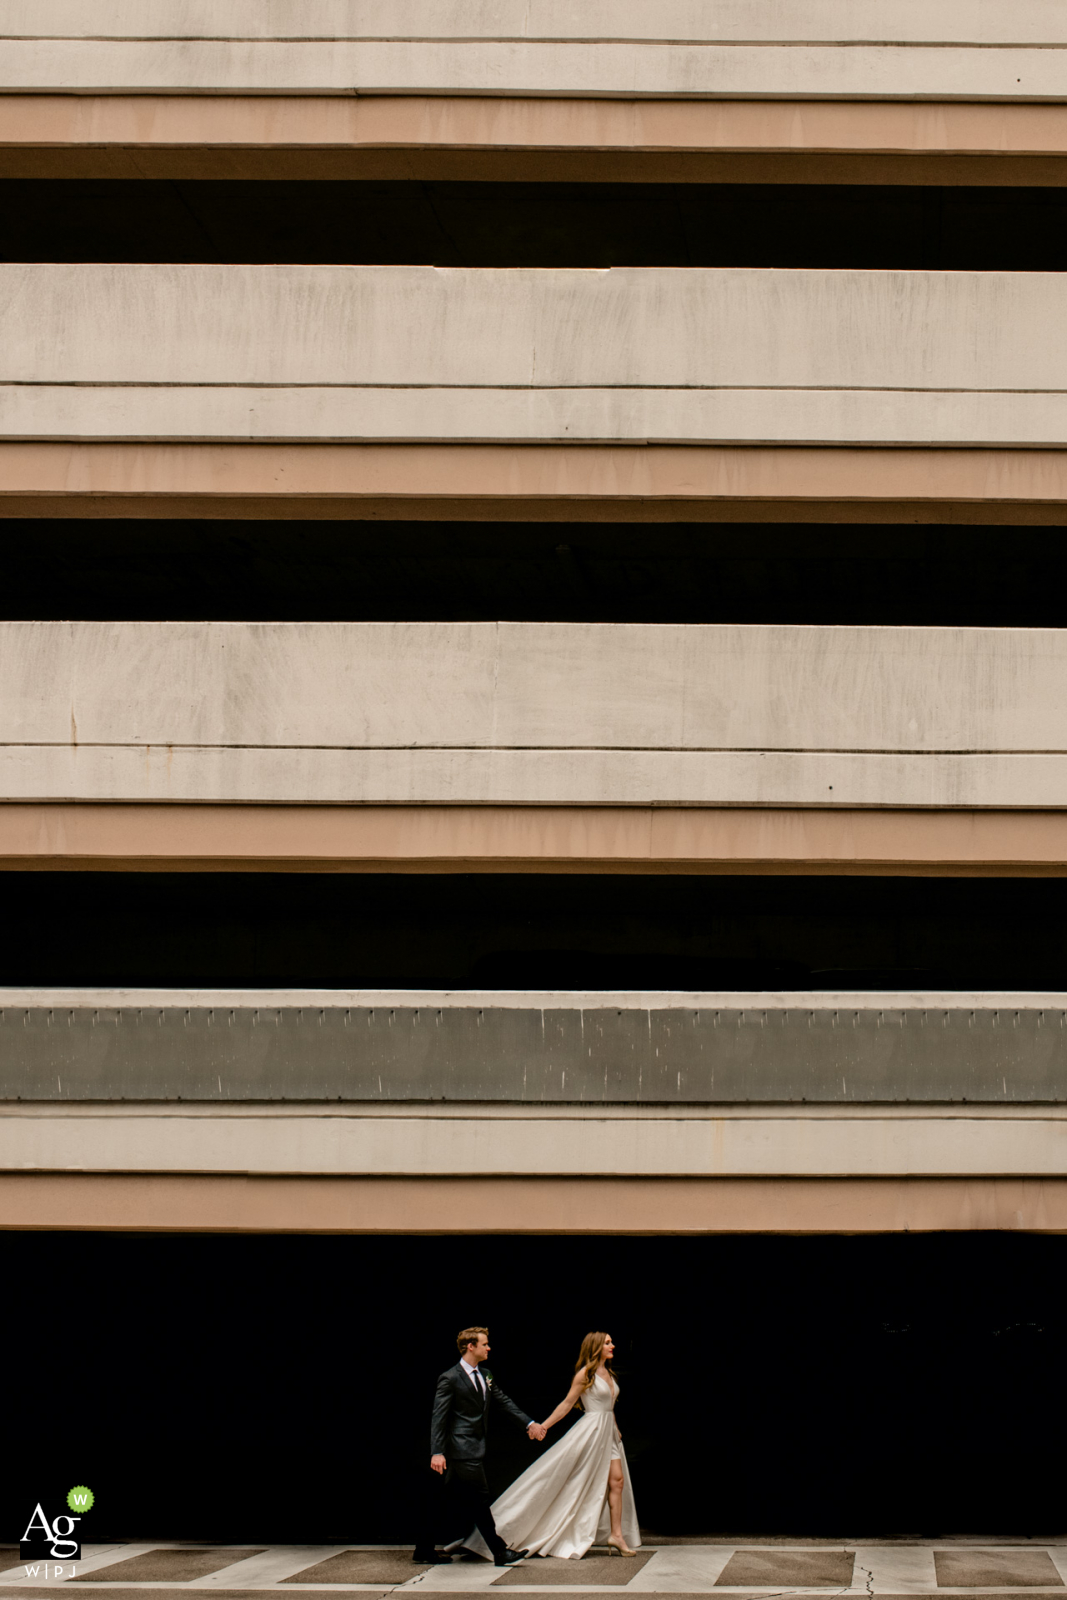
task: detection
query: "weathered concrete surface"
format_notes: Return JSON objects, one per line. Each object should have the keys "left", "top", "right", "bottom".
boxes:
{"left": 8, "top": 3, "right": 1067, "bottom": 45}
{"left": 6, "top": 621, "right": 1067, "bottom": 805}
{"left": 8, "top": 385, "right": 1067, "bottom": 447}
{"left": 6, "top": 267, "right": 1067, "bottom": 451}
{"left": 3, "top": 38, "right": 1065, "bottom": 101}
{"left": 3, "top": 1171, "right": 1067, "bottom": 1233}
{"left": 6, "top": 443, "right": 1067, "bottom": 526}
{"left": 3, "top": 1103, "right": 1066, "bottom": 1177}
{"left": 9, "top": 803, "right": 1067, "bottom": 869}
{"left": 5, "top": 266, "right": 1067, "bottom": 393}
{"left": 12, "top": 749, "right": 1067, "bottom": 808}
{"left": 6, "top": 800, "right": 1067, "bottom": 865}
{"left": 3, "top": 993, "right": 1067, "bottom": 1104}
{"left": 6, "top": 98, "right": 1067, "bottom": 189}
{"left": 3, "top": 620, "right": 1067, "bottom": 752}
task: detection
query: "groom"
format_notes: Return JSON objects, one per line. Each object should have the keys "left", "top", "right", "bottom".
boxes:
{"left": 425, "top": 1325, "right": 545, "bottom": 1567}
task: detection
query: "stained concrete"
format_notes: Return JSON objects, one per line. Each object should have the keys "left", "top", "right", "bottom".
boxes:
{"left": 7, "top": 385, "right": 1067, "bottom": 449}
{"left": 8, "top": 1542, "right": 1067, "bottom": 1596}
{"left": 6, "top": 1105, "right": 1067, "bottom": 1180}
{"left": 493, "top": 1553, "right": 655, "bottom": 1584}
{"left": 285, "top": 1551, "right": 429, "bottom": 1583}
{"left": 74, "top": 1551, "right": 263, "bottom": 1583}
{"left": 7, "top": 620, "right": 1067, "bottom": 812}
{"left": 933, "top": 1551, "right": 1064, "bottom": 1587}
{"left": 5, "top": 266, "right": 1067, "bottom": 393}
{"left": 4, "top": 996, "right": 1067, "bottom": 1105}
{"left": 715, "top": 1549, "right": 856, "bottom": 1586}
{"left": 9, "top": 3, "right": 1067, "bottom": 46}
{"left": 2, "top": 38, "right": 1063, "bottom": 100}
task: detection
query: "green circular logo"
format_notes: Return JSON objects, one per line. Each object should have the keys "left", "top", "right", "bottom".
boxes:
{"left": 67, "top": 1487, "right": 94, "bottom": 1513}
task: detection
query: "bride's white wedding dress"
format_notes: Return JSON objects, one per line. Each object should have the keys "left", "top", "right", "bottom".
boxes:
{"left": 463, "top": 1371, "right": 641, "bottom": 1560}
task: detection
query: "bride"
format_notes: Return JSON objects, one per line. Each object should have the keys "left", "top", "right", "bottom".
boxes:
{"left": 460, "top": 1331, "right": 641, "bottom": 1561}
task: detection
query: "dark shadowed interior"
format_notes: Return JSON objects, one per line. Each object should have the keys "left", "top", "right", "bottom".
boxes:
{"left": 5, "top": 521, "right": 1067, "bottom": 627}
{"left": 2, "top": 873, "right": 1067, "bottom": 991}
{"left": 4, "top": 1231, "right": 1063, "bottom": 1543}
{"left": 4, "top": 180, "right": 1067, "bottom": 269}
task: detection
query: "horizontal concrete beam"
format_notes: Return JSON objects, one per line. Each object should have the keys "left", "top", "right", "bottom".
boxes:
{"left": 8, "top": 270, "right": 1067, "bottom": 466}
{"left": 5, "top": 624, "right": 1067, "bottom": 815}
{"left": 4, "top": 1173, "right": 1065, "bottom": 1234}
{"left": 6, "top": 805, "right": 1067, "bottom": 870}
{"left": 3, "top": 1105, "right": 1066, "bottom": 1176}
{"left": 11, "top": 3, "right": 1067, "bottom": 46}
{"left": 4, "top": 992, "right": 1067, "bottom": 1104}
{"left": 6, "top": 97, "right": 1067, "bottom": 184}
{"left": 9, "top": 987, "right": 1063, "bottom": 1009}
{"left": 5, "top": 443, "right": 1067, "bottom": 524}
{"left": 11, "top": 387, "right": 1067, "bottom": 449}
{"left": 6, "top": 266, "right": 1065, "bottom": 393}
{"left": 4, "top": 38, "right": 1066, "bottom": 102}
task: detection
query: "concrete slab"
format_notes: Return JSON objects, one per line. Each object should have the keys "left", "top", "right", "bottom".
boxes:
{"left": 493, "top": 1557, "right": 654, "bottom": 1586}
{"left": 192, "top": 1553, "right": 349, "bottom": 1589}
{"left": 1, "top": 36, "right": 1064, "bottom": 105}
{"left": 286, "top": 1557, "right": 430, "bottom": 1586}
{"left": 74, "top": 1553, "right": 264, "bottom": 1584}
{"left": 403, "top": 1558, "right": 502, "bottom": 1590}
{"left": 7, "top": 265, "right": 1067, "bottom": 396}
{"left": 11, "top": 995, "right": 1067, "bottom": 1108}
{"left": 0, "top": 1546, "right": 157, "bottom": 1587}
{"left": 855, "top": 1547, "right": 938, "bottom": 1594}
{"left": 6, "top": 1547, "right": 1067, "bottom": 1599}
{"left": 715, "top": 1550, "right": 855, "bottom": 1587}
{"left": 6, "top": 1593, "right": 390, "bottom": 1600}
{"left": 934, "top": 1552, "right": 1063, "bottom": 1588}
{"left": 624, "top": 1550, "right": 735, "bottom": 1592}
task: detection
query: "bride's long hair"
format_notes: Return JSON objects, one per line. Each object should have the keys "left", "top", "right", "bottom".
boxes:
{"left": 574, "top": 1331, "right": 613, "bottom": 1408}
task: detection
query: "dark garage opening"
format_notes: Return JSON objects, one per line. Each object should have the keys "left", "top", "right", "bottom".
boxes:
{"left": 3, "top": 873, "right": 1067, "bottom": 992}
{"left": 4, "top": 1231, "right": 1063, "bottom": 1543}
{"left": 4, "top": 181, "right": 1067, "bottom": 270}
{"left": 7, "top": 521, "right": 1067, "bottom": 628}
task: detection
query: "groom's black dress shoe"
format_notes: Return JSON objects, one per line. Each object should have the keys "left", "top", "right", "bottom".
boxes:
{"left": 413, "top": 1551, "right": 452, "bottom": 1564}
{"left": 495, "top": 1550, "right": 528, "bottom": 1567}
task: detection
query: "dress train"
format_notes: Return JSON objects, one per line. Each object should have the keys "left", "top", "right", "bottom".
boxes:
{"left": 461, "top": 1372, "right": 640, "bottom": 1561}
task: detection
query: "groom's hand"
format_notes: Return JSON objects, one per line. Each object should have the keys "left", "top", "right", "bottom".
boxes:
{"left": 527, "top": 1422, "right": 547, "bottom": 1441}
{"left": 431, "top": 1454, "right": 447, "bottom": 1474}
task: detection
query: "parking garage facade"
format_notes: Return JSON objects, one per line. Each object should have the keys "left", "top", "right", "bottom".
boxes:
{"left": 3, "top": 0, "right": 1067, "bottom": 1545}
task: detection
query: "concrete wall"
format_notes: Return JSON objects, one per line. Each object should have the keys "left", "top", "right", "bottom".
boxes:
{"left": 6, "top": 98, "right": 1067, "bottom": 188}
{"left": 3, "top": 992, "right": 1066, "bottom": 1104}
{"left": 8, "top": 3, "right": 1067, "bottom": 45}
{"left": 3, "top": 621, "right": 1067, "bottom": 807}
{"left": 9, "top": 804, "right": 1067, "bottom": 871}
{"left": 3, "top": 31, "right": 1064, "bottom": 100}
{"left": 4, "top": 267, "right": 1064, "bottom": 450}
{"left": 11, "top": 387, "right": 1067, "bottom": 450}
{"left": 4, "top": 264, "right": 1054, "bottom": 387}
{"left": 4, "top": 1102, "right": 1066, "bottom": 1178}
{"left": 2, "top": 1172, "right": 1065, "bottom": 1234}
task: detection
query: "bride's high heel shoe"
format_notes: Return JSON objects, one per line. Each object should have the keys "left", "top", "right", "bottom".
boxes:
{"left": 606, "top": 1538, "right": 637, "bottom": 1558}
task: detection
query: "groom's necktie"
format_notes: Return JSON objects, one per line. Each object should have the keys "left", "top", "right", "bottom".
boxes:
{"left": 473, "top": 1370, "right": 486, "bottom": 1402}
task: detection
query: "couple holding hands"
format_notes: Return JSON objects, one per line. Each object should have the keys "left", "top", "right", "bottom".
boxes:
{"left": 418, "top": 1325, "right": 641, "bottom": 1566}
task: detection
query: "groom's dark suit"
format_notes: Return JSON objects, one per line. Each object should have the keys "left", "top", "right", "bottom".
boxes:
{"left": 431, "top": 1361, "right": 532, "bottom": 1560}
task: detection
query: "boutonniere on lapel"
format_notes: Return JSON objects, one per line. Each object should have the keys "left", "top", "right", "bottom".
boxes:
{"left": 484, "top": 1371, "right": 494, "bottom": 1389}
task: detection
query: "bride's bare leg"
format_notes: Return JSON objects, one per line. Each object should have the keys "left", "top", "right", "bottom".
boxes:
{"left": 607, "top": 1462, "right": 624, "bottom": 1541}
